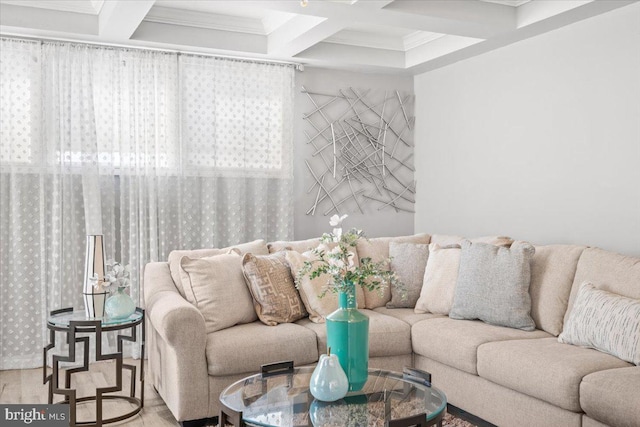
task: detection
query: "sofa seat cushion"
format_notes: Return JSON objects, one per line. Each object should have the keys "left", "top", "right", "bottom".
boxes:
{"left": 205, "top": 322, "right": 319, "bottom": 376}
{"left": 296, "top": 309, "right": 412, "bottom": 357}
{"left": 373, "top": 307, "right": 443, "bottom": 326}
{"left": 412, "top": 318, "right": 550, "bottom": 375}
{"left": 477, "top": 337, "right": 632, "bottom": 412}
{"left": 580, "top": 367, "right": 640, "bottom": 427}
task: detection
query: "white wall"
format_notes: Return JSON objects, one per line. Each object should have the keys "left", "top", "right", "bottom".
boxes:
{"left": 293, "top": 67, "right": 415, "bottom": 239}
{"left": 414, "top": 3, "right": 640, "bottom": 256}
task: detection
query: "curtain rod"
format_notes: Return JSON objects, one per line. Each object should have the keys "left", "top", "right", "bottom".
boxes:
{"left": 0, "top": 33, "right": 305, "bottom": 71}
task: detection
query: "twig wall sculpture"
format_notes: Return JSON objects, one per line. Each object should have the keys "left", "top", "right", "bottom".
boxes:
{"left": 302, "top": 87, "right": 415, "bottom": 215}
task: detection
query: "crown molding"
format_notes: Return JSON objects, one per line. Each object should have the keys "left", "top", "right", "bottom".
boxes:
{"left": 1, "top": 0, "right": 100, "bottom": 15}
{"left": 403, "top": 31, "right": 446, "bottom": 51}
{"left": 480, "top": 0, "right": 531, "bottom": 6}
{"left": 144, "top": 6, "right": 266, "bottom": 35}
{"left": 325, "top": 29, "right": 404, "bottom": 51}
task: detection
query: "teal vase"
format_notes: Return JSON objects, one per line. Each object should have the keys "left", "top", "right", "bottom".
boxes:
{"left": 104, "top": 287, "right": 136, "bottom": 320}
{"left": 326, "top": 281, "right": 369, "bottom": 392}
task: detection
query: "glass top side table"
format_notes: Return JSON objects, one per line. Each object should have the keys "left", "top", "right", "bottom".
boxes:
{"left": 43, "top": 307, "right": 145, "bottom": 427}
{"left": 219, "top": 366, "right": 447, "bottom": 427}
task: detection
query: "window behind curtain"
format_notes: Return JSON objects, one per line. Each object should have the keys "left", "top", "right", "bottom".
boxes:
{"left": 0, "top": 38, "right": 294, "bottom": 369}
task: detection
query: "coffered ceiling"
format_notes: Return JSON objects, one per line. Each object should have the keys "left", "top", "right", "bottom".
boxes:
{"left": 0, "top": 0, "right": 636, "bottom": 74}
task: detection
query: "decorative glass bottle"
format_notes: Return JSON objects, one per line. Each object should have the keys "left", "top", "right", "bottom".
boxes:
{"left": 326, "top": 281, "right": 369, "bottom": 391}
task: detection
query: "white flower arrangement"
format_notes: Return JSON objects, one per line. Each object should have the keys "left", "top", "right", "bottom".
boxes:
{"left": 296, "top": 214, "right": 403, "bottom": 299}
{"left": 89, "top": 260, "right": 131, "bottom": 293}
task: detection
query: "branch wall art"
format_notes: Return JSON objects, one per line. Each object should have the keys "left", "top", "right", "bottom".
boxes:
{"left": 302, "top": 87, "right": 415, "bottom": 216}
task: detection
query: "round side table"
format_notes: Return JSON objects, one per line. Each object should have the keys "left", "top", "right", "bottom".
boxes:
{"left": 43, "top": 307, "right": 145, "bottom": 427}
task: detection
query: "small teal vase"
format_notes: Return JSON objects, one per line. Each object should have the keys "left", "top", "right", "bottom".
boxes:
{"left": 309, "top": 353, "right": 349, "bottom": 402}
{"left": 326, "top": 281, "right": 369, "bottom": 392}
{"left": 104, "top": 287, "right": 136, "bottom": 320}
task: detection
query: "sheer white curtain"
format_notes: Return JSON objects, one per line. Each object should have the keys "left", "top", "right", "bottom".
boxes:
{"left": 0, "top": 38, "right": 294, "bottom": 369}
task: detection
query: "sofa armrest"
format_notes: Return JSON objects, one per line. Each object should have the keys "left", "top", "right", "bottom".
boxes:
{"left": 143, "top": 262, "right": 210, "bottom": 421}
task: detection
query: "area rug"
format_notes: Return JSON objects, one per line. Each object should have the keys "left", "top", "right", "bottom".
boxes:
{"left": 213, "top": 411, "right": 476, "bottom": 426}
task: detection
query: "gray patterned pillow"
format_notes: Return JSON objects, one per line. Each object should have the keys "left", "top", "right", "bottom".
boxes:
{"left": 559, "top": 282, "right": 640, "bottom": 365}
{"left": 387, "top": 242, "right": 429, "bottom": 308}
{"left": 449, "top": 240, "right": 536, "bottom": 331}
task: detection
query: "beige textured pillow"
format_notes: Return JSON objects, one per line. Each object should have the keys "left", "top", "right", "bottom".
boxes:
{"left": 356, "top": 233, "right": 431, "bottom": 308}
{"left": 286, "top": 250, "right": 365, "bottom": 323}
{"left": 414, "top": 244, "right": 461, "bottom": 315}
{"left": 168, "top": 239, "right": 269, "bottom": 298}
{"left": 386, "top": 242, "right": 429, "bottom": 308}
{"left": 242, "top": 252, "right": 307, "bottom": 326}
{"left": 559, "top": 282, "right": 640, "bottom": 365}
{"left": 179, "top": 253, "right": 257, "bottom": 333}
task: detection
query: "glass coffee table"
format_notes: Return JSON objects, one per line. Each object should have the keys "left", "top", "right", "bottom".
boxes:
{"left": 219, "top": 366, "right": 447, "bottom": 427}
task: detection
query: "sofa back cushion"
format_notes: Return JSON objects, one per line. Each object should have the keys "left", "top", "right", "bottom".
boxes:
{"left": 267, "top": 238, "right": 322, "bottom": 254}
{"left": 430, "top": 235, "right": 514, "bottom": 247}
{"left": 242, "top": 252, "right": 307, "bottom": 325}
{"left": 356, "top": 233, "right": 431, "bottom": 308}
{"left": 450, "top": 240, "right": 536, "bottom": 331}
{"left": 564, "top": 248, "right": 640, "bottom": 326}
{"left": 179, "top": 253, "right": 258, "bottom": 333}
{"left": 529, "top": 245, "right": 587, "bottom": 336}
{"left": 167, "top": 239, "right": 269, "bottom": 298}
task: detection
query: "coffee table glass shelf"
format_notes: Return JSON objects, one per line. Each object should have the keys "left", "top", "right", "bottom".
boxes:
{"left": 219, "top": 366, "right": 447, "bottom": 427}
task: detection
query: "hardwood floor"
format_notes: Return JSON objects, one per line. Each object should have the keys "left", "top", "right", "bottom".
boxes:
{"left": 0, "top": 360, "right": 181, "bottom": 426}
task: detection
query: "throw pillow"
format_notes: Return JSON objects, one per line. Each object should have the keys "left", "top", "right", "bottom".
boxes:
{"left": 242, "top": 252, "right": 307, "bottom": 325}
{"left": 449, "top": 240, "right": 536, "bottom": 331}
{"left": 386, "top": 242, "right": 429, "bottom": 308}
{"left": 285, "top": 250, "right": 365, "bottom": 323}
{"left": 179, "top": 253, "right": 258, "bottom": 333}
{"left": 414, "top": 243, "right": 461, "bottom": 315}
{"left": 558, "top": 282, "right": 640, "bottom": 365}
{"left": 167, "top": 239, "right": 269, "bottom": 298}
{"left": 356, "top": 233, "right": 431, "bottom": 309}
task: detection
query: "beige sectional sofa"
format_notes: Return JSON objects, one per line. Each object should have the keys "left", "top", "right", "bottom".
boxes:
{"left": 143, "top": 235, "right": 640, "bottom": 427}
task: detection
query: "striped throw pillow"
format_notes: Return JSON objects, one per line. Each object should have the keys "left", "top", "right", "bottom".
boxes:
{"left": 559, "top": 282, "right": 640, "bottom": 365}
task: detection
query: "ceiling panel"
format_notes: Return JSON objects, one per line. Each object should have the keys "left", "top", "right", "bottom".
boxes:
{"left": 0, "top": 0, "right": 632, "bottom": 74}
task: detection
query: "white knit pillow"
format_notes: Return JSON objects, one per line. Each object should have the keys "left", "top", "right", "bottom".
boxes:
{"left": 559, "top": 282, "right": 640, "bottom": 365}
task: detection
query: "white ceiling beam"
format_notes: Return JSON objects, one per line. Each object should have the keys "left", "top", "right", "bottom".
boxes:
{"left": 267, "top": 0, "right": 394, "bottom": 59}
{"left": 407, "top": 0, "right": 636, "bottom": 74}
{"left": 268, "top": 15, "right": 343, "bottom": 57}
{"left": 295, "top": 42, "right": 406, "bottom": 69}
{"left": 384, "top": 0, "right": 516, "bottom": 29}
{"left": 0, "top": 3, "right": 97, "bottom": 35}
{"left": 242, "top": 0, "right": 510, "bottom": 39}
{"left": 132, "top": 21, "right": 267, "bottom": 54}
{"left": 99, "top": 0, "right": 156, "bottom": 39}
{"left": 405, "top": 35, "right": 483, "bottom": 68}
{"left": 517, "top": 0, "right": 594, "bottom": 27}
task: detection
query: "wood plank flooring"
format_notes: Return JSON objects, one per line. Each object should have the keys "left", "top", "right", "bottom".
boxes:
{"left": 0, "top": 360, "right": 181, "bottom": 426}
